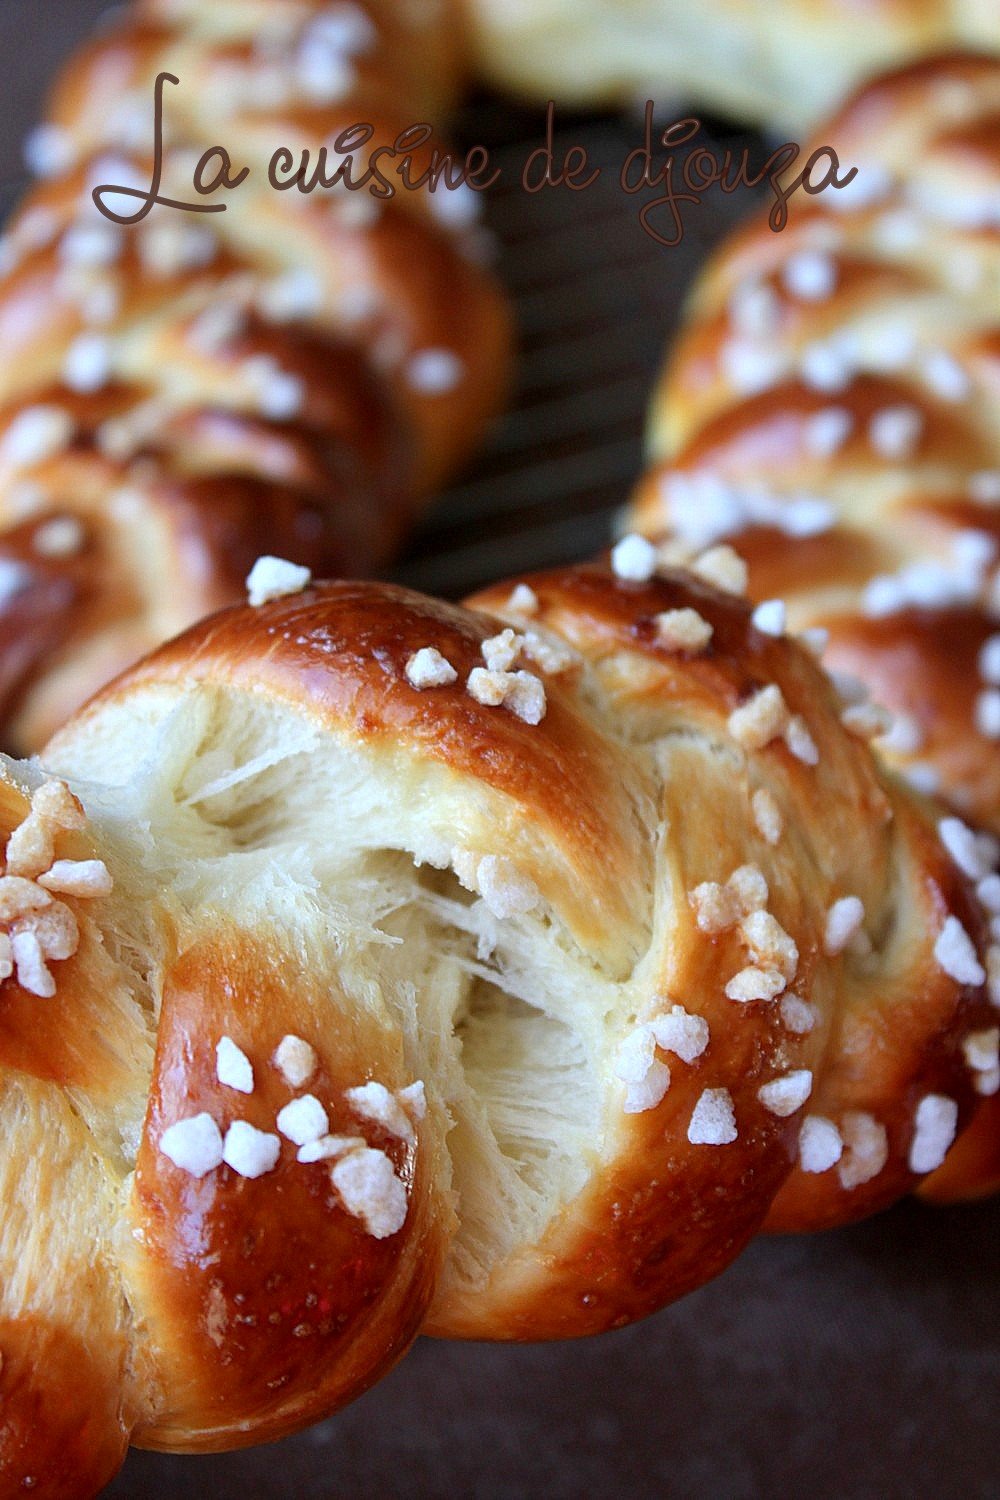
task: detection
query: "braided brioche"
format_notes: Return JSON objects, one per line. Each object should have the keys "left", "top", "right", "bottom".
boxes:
{"left": 0, "top": 553, "right": 994, "bottom": 1489}
{"left": 629, "top": 52, "right": 1000, "bottom": 1202}
{"left": 461, "top": 0, "right": 1000, "bottom": 131}
{"left": 0, "top": 0, "right": 510, "bottom": 752}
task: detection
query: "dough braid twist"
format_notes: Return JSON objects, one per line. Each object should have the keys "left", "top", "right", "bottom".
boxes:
{"left": 629, "top": 52, "right": 1000, "bottom": 1202}
{"left": 0, "top": 0, "right": 510, "bottom": 752}
{"left": 0, "top": 553, "right": 993, "bottom": 1490}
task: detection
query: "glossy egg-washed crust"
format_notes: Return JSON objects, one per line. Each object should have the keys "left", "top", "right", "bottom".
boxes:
{"left": 3, "top": 563, "right": 989, "bottom": 1488}
{"left": 0, "top": 766, "right": 451, "bottom": 1491}
{"left": 0, "top": 0, "right": 510, "bottom": 751}
{"left": 629, "top": 53, "right": 1000, "bottom": 1200}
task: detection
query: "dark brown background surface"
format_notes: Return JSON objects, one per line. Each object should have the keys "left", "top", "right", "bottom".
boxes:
{"left": 2, "top": 4, "right": 997, "bottom": 1496}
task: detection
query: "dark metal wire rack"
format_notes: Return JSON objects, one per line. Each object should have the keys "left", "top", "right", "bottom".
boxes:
{"left": 393, "top": 102, "right": 757, "bottom": 597}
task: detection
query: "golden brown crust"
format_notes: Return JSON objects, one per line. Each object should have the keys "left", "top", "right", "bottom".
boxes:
{"left": 629, "top": 53, "right": 1000, "bottom": 1205}
{"left": 131, "top": 934, "right": 445, "bottom": 1452}
{"left": 0, "top": 0, "right": 510, "bottom": 752}
{"left": 0, "top": 869, "right": 137, "bottom": 1495}
{"left": 917, "top": 1095, "right": 1000, "bottom": 1201}
{"left": 42, "top": 568, "right": 994, "bottom": 1363}
{"left": 0, "top": 342, "right": 409, "bottom": 748}
{"left": 0, "top": 1317, "right": 128, "bottom": 1499}
{"left": 0, "top": 748, "right": 452, "bottom": 1467}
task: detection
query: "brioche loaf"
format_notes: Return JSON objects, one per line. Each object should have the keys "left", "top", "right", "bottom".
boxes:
{"left": 0, "top": 552, "right": 992, "bottom": 1487}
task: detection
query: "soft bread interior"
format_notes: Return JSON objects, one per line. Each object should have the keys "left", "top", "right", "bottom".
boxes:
{"left": 45, "top": 684, "right": 625, "bottom": 1303}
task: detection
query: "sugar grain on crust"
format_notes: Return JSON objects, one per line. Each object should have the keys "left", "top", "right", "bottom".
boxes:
{"left": 654, "top": 607, "right": 713, "bottom": 652}
{"left": 397, "top": 1080, "right": 427, "bottom": 1120}
{"left": 37, "top": 859, "right": 112, "bottom": 897}
{"left": 689, "top": 863, "right": 767, "bottom": 934}
{"left": 869, "top": 404, "right": 922, "bottom": 461}
{"left": 6, "top": 779, "right": 84, "bottom": 879}
{"left": 297, "top": 1133, "right": 367, "bottom": 1163}
{"left": 405, "top": 647, "right": 457, "bottom": 690}
{"left": 345, "top": 1080, "right": 416, "bottom": 1143}
{"left": 623, "top": 1057, "right": 671, "bottom": 1113}
{"left": 32, "top": 517, "right": 86, "bottom": 559}
{"left": 466, "top": 665, "right": 547, "bottom": 723}
{"left": 688, "top": 1087, "right": 738, "bottom": 1145}
{"left": 934, "top": 915, "right": 986, "bottom": 986}
{"left": 751, "top": 788, "right": 783, "bottom": 844}
{"left": 908, "top": 1094, "right": 958, "bottom": 1174}
{"left": 798, "top": 1115, "right": 843, "bottom": 1172}
{"left": 0, "top": 405, "right": 75, "bottom": 468}
{"left": 481, "top": 628, "right": 523, "bottom": 672}
{"left": 780, "top": 992, "right": 818, "bottom": 1033}
{"left": 975, "top": 690, "right": 1000, "bottom": 739}
{"left": 277, "top": 1094, "right": 330, "bottom": 1146}
{"left": 223, "top": 1121, "right": 282, "bottom": 1179}
{"left": 407, "top": 348, "right": 464, "bottom": 395}
{"left": 691, "top": 544, "right": 747, "bottom": 595}
{"left": 10, "top": 930, "right": 55, "bottom": 997}
{"left": 611, "top": 533, "right": 658, "bottom": 582}
{"left": 216, "top": 1035, "right": 254, "bottom": 1094}
{"left": 757, "top": 1069, "right": 812, "bottom": 1116}
{"left": 246, "top": 555, "right": 312, "bottom": 607}
{"left": 725, "top": 965, "right": 785, "bottom": 1002}
{"left": 728, "top": 685, "right": 788, "bottom": 752}
{"left": 160, "top": 1113, "right": 224, "bottom": 1177}
{"left": 824, "top": 896, "right": 865, "bottom": 956}
{"left": 739, "top": 909, "right": 798, "bottom": 982}
{"left": 751, "top": 599, "right": 786, "bottom": 637}
{"left": 838, "top": 1111, "right": 889, "bottom": 1189}
{"left": 331, "top": 1146, "right": 408, "bottom": 1238}
{"left": 962, "top": 1027, "right": 999, "bottom": 1082}
{"left": 938, "top": 816, "right": 993, "bottom": 881}
{"left": 273, "top": 1033, "right": 317, "bottom": 1088}
{"left": 505, "top": 582, "right": 538, "bottom": 616}
{"left": 649, "top": 1004, "right": 710, "bottom": 1062}
{"left": 615, "top": 1024, "right": 655, "bottom": 1085}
